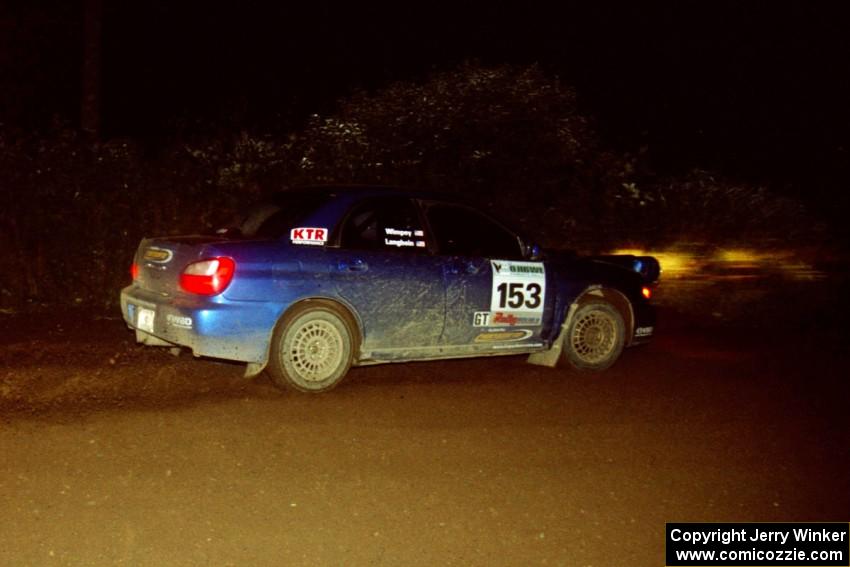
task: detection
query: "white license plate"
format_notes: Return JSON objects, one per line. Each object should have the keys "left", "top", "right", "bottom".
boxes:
{"left": 137, "top": 308, "right": 155, "bottom": 333}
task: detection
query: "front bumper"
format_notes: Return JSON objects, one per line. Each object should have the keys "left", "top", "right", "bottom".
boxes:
{"left": 120, "top": 284, "right": 280, "bottom": 363}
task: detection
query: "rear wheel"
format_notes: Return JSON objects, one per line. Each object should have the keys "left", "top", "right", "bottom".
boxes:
{"left": 267, "top": 302, "right": 356, "bottom": 393}
{"left": 562, "top": 301, "right": 625, "bottom": 371}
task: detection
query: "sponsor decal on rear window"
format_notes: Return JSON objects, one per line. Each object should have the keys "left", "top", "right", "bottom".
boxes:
{"left": 290, "top": 227, "right": 328, "bottom": 246}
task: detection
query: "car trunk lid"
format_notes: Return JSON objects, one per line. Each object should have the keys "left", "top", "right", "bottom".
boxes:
{"left": 134, "top": 236, "right": 227, "bottom": 296}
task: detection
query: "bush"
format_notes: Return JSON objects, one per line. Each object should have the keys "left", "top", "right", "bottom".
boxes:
{"left": 607, "top": 168, "right": 823, "bottom": 248}
{"left": 0, "top": 125, "right": 285, "bottom": 309}
{"left": 0, "top": 63, "right": 826, "bottom": 310}
{"left": 0, "top": 125, "right": 143, "bottom": 307}
{"left": 293, "top": 62, "right": 599, "bottom": 244}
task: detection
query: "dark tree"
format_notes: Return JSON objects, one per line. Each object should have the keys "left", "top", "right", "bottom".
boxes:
{"left": 81, "top": 0, "right": 102, "bottom": 140}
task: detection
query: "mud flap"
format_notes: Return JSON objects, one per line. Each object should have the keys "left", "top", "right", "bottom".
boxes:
{"left": 526, "top": 302, "right": 577, "bottom": 368}
{"left": 244, "top": 361, "right": 267, "bottom": 378}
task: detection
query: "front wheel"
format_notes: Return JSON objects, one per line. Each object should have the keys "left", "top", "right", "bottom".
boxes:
{"left": 562, "top": 301, "right": 626, "bottom": 371}
{"left": 267, "top": 302, "right": 356, "bottom": 393}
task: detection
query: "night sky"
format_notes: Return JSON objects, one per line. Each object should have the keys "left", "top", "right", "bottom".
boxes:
{"left": 3, "top": 2, "right": 850, "bottom": 217}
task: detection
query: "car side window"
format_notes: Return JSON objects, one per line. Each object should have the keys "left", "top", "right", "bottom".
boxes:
{"left": 426, "top": 203, "right": 522, "bottom": 259}
{"left": 340, "top": 197, "right": 428, "bottom": 252}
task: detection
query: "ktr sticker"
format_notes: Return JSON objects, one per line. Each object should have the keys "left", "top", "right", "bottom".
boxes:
{"left": 291, "top": 227, "right": 328, "bottom": 246}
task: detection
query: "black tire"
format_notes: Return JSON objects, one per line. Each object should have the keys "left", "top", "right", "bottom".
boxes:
{"left": 562, "top": 301, "right": 626, "bottom": 371}
{"left": 267, "top": 301, "right": 357, "bottom": 393}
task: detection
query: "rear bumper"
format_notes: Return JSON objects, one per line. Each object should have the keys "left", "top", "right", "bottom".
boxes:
{"left": 120, "top": 285, "right": 280, "bottom": 363}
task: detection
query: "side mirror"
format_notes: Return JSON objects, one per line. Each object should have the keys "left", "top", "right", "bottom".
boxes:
{"left": 525, "top": 242, "right": 542, "bottom": 261}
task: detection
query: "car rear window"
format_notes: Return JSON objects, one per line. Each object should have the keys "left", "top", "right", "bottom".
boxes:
{"left": 220, "top": 190, "right": 333, "bottom": 239}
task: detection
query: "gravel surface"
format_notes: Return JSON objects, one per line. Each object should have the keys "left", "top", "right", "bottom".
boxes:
{"left": 1, "top": 304, "right": 848, "bottom": 565}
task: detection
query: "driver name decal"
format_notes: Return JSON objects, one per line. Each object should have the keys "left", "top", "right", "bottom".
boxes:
{"left": 383, "top": 227, "right": 427, "bottom": 249}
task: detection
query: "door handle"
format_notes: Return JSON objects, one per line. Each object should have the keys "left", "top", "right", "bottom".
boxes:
{"left": 443, "top": 261, "right": 484, "bottom": 276}
{"left": 464, "top": 261, "right": 485, "bottom": 275}
{"left": 338, "top": 259, "right": 368, "bottom": 272}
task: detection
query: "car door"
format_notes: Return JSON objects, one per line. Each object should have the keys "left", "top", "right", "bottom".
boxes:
{"left": 423, "top": 202, "right": 549, "bottom": 350}
{"left": 328, "top": 196, "right": 446, "bottom": 355}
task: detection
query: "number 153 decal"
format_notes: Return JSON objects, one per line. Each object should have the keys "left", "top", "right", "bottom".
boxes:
{"left": 490, "top": 260, "right": 546, "bottom": 314}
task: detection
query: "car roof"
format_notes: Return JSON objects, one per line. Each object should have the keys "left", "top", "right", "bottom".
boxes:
{"left": 269, "top": 184, "right": 504, "bottom": 237}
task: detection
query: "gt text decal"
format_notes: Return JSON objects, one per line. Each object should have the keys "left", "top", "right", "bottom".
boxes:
{"left": 290, "top": 227, "right": 328, "bottom": 246}
{"left": 490, "top": 260, "right": 545, "bottom": 319}
{"left": 473, "top": 311, "right": 491, "bottom": 327}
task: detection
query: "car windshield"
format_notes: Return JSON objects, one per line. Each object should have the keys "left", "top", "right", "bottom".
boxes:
{"left": 217, "top": 189, "right": 334, "bottom": 239}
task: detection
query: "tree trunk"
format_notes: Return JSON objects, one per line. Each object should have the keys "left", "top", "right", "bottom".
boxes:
{"left": 81, "top": 0, "right": 102, "bottom": 141}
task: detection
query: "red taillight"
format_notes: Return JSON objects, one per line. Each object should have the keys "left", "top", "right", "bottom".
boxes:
{"left": 130, "top": 263, "right": 139, "bottom": 281}
{"left": 641, "top": 286, "right": 652, "bottom": 300}
{"left": 179, "top": 257, "right": 236, "bottom": 296}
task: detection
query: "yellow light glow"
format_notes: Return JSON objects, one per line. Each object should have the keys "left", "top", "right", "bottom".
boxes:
{"left": 608, "top": 246, "right": 823, "bottom": 281}
{"left": 611, "top": 249, "right": 696, "bottom": 277}
{"left": 714, "top": 249, "right": 776, "bottom": 269}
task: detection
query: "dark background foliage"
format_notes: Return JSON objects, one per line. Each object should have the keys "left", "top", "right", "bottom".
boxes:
{"left": 0, "top": 62, "right": 820, "bottom": 309}
{"left": 1, "top": 3, "right": 846, "bottom": 309}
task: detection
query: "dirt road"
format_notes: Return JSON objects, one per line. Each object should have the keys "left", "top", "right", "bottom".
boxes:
{"left": 1, "top": 310, "right": 848, "bottom": 566}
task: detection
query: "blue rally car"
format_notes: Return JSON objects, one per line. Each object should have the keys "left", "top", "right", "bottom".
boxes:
{"left": 121, "top": 186, "right": 658, "bottom": 393}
